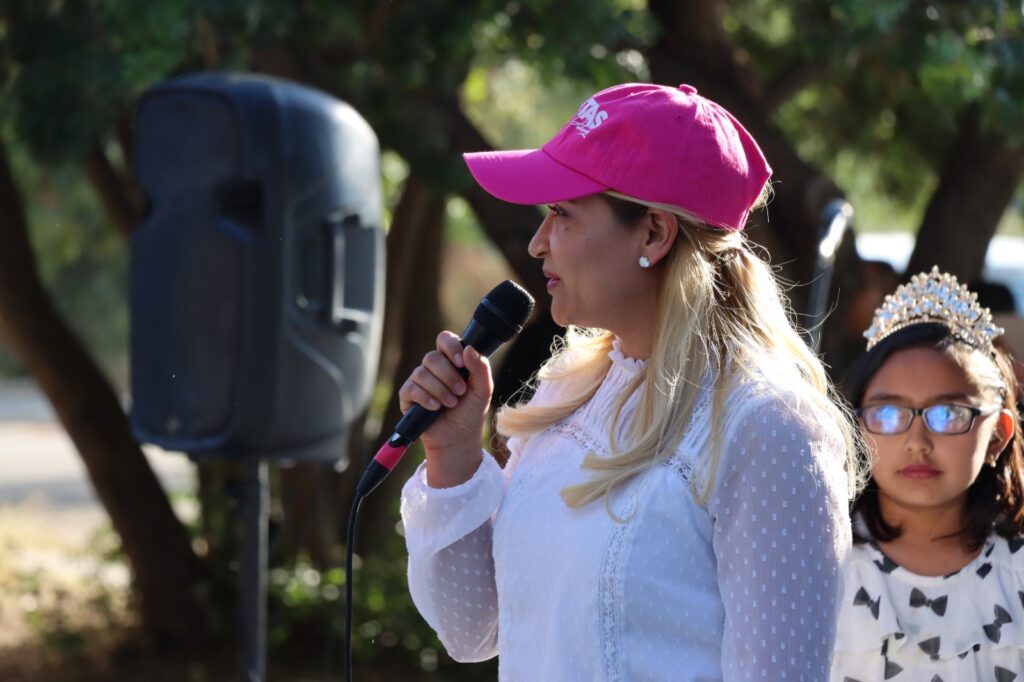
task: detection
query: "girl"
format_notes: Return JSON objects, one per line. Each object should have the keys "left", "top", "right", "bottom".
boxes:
{"left": 399, "top": 83, "right": 858, "bottom": 680}
{"left": 833, "top": 267, "right": 1024, "bottom": 680}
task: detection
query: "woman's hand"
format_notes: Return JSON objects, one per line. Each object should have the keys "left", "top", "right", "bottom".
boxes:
{"left": 398, "top": 331, "right": 493, "bottom": 488}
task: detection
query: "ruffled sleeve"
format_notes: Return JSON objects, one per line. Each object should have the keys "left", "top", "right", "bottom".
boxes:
{"left": 400, "top": 375, "right": 557, "bottom": 662}
{"left": 401, "top": 452, "right": 507, "bottom": 662}
{"left": 401, "top": 453, "right": 505, "bottom": 559}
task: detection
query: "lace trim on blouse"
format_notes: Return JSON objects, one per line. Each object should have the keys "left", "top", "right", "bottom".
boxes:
{"left": 599, "top": 473, "right": 655, "bottom": 682}
{"left": 657, "top": 384, "right": 713, "bottom": 485}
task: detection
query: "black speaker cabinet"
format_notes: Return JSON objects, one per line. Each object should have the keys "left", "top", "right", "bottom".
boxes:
{"left": 130, "top": 73, "right": 383, "bottom": 462}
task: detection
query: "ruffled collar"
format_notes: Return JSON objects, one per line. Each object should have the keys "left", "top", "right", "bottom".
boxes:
{"left": 608, "top": 337, "right": 647, "bottom": 376}
{"left": 852, "top": 513, "right": 995, "bottom": 586}
{"left": 837, "top": 532, "right": 1024, "bottom": 660}
{"left": 861, "top": 539, "right": 993, "bottom": 586}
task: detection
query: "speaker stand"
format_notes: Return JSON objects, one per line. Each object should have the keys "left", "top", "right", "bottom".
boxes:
{"left": 239, "top": 460, "right": 269, "bottom": 681}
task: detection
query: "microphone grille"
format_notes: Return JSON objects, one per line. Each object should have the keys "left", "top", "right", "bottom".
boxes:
{"left": 483, "top": 280, "right": 535, "bottom": 330}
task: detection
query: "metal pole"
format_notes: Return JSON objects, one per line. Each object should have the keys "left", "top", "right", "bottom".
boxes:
{"left": 239, "top": 459, "right": 269, "bottom": 682}
{"left": 806, "top": 199, "right": 854, "bottom": 353}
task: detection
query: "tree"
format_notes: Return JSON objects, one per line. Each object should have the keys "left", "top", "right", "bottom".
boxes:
{"left": 0, "top": 0, "right": 641, "bottom": 648}
{"left": 0, "top": 0, "right": 220, "bottom": 646}
{"left": 643, "top": 0, "right": 1023, "bottom": 375}
{"left": 1, "top": 0, "right": 1020, "bottom": 657}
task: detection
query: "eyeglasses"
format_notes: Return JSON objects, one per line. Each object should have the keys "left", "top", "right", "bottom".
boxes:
{"left": 856, "top": 403, "right": 1000, "bottom": 435}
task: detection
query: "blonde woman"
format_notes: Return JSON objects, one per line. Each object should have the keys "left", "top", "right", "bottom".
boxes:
{"left": 398, "top": 83, "right": 857, "bottom": 680}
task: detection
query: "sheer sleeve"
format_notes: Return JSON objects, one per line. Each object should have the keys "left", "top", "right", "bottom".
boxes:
{"left": 400, "top": 436, "right": 525, "bottom": 662}
{"left": 708, "top": 393, "right": 851, "bottom": 680}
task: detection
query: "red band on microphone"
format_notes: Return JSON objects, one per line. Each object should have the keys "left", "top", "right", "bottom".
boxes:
{"left": 373, "top": 441, "right": 408, "bottom": 471}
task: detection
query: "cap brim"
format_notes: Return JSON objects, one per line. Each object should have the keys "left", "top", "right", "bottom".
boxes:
{"left": 463, "top": 149, "right": 607, "bottom": 205}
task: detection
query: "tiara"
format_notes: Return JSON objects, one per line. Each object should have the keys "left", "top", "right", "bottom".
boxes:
{"left": 864, "top": 266, "right": 1004, "bottom": 353}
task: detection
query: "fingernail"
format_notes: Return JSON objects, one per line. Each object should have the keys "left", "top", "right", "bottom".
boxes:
{"left": 453, "top": 381, "right": 466, "bottom": 395}
{"left": 444, "top": 394, "right": 458, "bottom": 408}
{"left": 454, "top": 352, "right": 464, "bottom": 368}
{"left": 428, "top": 398, "right": 440, "bottom": 410}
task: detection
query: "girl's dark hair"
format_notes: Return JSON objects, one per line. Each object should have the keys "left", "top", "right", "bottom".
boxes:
{"left": 844, "top": 322, "right": 1024, "bottom": 550}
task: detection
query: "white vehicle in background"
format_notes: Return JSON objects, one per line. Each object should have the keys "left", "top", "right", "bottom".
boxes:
{"left": 855, "top": 232, "right": 1024, "bottom": 314}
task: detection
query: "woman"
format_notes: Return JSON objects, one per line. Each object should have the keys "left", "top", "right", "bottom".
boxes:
{"left": 399, "top": 83, "right": 858, "bottom": 680}
{"left": 833, "top": 268, "right": 1024, "bottom": 679}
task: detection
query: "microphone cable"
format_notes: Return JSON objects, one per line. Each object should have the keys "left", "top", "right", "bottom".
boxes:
{"left": 320, "top": 468, "right": 374, "bottom": 682}
{"left": 334, "top": 280, "right": 534, "bottom": 682}
{"left": 342, "top": 486, "right": 364, "bottom": 682}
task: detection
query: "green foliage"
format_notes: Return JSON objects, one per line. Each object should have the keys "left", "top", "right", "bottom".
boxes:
{"left": 1, "top": 1, "right": 180, "bottom": 162}
{"left": 726, "top": 0, "right": 1024, "bottom": 229}
{"left": 264, "top": 534, "right": 495, "bottom": 678}
{"left": 463, "top": 61, "right": 608, "bottom": 152}
{"left": 0, "top": 133, "right": 130, "bottom": 380}
{"left": 0, "top": 0, "right": 650, "bottom": 192}
{"left": 0, "top": 2, "right": 1021, "bottom": 674}
{"left": 0, "top": 521, "right": 131, "bottom": 667}
{"left": 274, "top": 0, "right": 650, "bottom": 192}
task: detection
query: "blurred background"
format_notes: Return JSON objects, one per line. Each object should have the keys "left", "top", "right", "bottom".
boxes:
{"left": 0, "top": 1, "right": 1021, "bottom": 680}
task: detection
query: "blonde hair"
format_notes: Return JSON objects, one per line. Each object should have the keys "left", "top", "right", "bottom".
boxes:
{"left": 496, "top": 191, "right": 864, "bottom": 510}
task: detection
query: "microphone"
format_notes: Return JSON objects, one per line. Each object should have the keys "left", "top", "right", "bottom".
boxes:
{"left": 355, "top": 280, "right": 535, "bottom": 497}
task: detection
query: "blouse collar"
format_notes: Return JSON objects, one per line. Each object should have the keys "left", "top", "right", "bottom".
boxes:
{"left": 609, "top": 337, "right": 647, "bottom": 376}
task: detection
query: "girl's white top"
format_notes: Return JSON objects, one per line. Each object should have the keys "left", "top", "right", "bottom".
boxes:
{"left": 401, "top": 339, "right": 851, "bottom": 681}
{"left": 832, "top": 528, "right": 1024, "bottom": 681}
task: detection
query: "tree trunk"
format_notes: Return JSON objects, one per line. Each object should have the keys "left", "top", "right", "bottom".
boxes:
{"left": 0, "top": 141, "right": 215, "bottom": 647}
{"left": 275, "top": 460, "right": 345, "bottom": 566}
{"left": 435, "top": 99, "right": 549, "bottom": 302}
{"left": 644, "top": 0, "right": 869, "bottom": 377}
{"left": 645, "top": 0, "right": 847, "bottom": 292}
{"left": 356, "top": 177, "right": 448, "bottom": 547}
{"left": 907, "top": 108, "right": 1024, "bottom": 281}
{"left": 438, "top": 98, "right": 562, "bottom": 417}
{"left": 81, "top": 138, "right": 142, "bottom": 239}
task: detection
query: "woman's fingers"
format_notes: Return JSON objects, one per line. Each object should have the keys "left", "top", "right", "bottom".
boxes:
{"left": 422, "top": 350, "right": 467, "bottom": 399}
{"left": 396, "top": 332, "right": 494, "bottom": 417}
{"left": 436, "top": 331, "right": 465, "bottom": 369}
{"left": 396, "top": 331, "right": 466, "bottom": 413}
{"left": 399, "top": 377, "right": 443, "bottom": 412}
{"left": 412, "top": 364, "right": 460, "bottom": 407}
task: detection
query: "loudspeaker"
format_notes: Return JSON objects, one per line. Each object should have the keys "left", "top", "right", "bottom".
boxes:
{"left": 130, "top": 73, "right": 383, "bottom": 462}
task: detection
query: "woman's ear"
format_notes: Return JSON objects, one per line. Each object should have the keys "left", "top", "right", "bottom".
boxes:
{"left": 988, "top": 409, "right": 1016, "bottom": 461}
{"left": 639, "top": 207, "right": 679, "bottom": 268}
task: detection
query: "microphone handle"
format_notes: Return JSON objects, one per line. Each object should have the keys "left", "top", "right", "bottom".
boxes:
{"left": 356, "top": 318, "right": 505, "bottom": 497}
{"left": 394, "top": 318, "right": 503, "bottom": 440}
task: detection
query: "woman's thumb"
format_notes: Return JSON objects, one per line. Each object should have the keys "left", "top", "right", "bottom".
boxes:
{"left": 462, "top": 346, "right": 494, "bottom": 401}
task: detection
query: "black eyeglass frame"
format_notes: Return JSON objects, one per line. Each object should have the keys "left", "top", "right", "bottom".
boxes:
{"left": 855, "top": 403, "right": 1001, "bottom": 436}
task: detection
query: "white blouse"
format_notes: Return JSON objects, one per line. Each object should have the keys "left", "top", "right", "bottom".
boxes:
{"left": 401, "top": 341, "right": 851, "bottom": 681}
{"left": 832, "top": 531, "right": 1024, "bottom": 681}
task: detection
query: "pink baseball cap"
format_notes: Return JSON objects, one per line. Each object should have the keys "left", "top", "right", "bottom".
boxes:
{"left": 463, "top": 83, "right": 772, "bottom": 230}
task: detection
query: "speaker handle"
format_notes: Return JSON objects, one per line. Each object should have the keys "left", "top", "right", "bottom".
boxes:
{"left": 325, "top": 214, "right": 371, "bottom": 333}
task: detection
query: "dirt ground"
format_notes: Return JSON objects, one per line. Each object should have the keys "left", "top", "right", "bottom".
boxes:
{"left": 0, "top": 391, "right": 202, "bottom": 682}
{"left": 0, "top": 393, "right": 470, "bottom": 681}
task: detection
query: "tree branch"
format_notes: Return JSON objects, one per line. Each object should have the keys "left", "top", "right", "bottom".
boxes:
{"left": 427, "top": 96, "right": 548, "bottom": 305}
{"left": 80, "top": 138, "right": 142, "bottom": 238}
{"left": 644, "top": 0, "right": 870, "bottom": 378}
{"left": 762, "top": 59, "right": 827, "bottom": 111}
{"left": 908, "top": 107, "right": 1024, "bottom": 280}
{"left": 762, "top": 16, "right": 907, "bottom": 112}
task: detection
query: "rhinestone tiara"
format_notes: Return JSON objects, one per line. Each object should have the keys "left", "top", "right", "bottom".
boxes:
{"left": 864, "top": 266, "right": 1005, "bottom": 352}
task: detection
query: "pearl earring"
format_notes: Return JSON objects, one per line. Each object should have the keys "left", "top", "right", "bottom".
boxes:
{"left": 638, "top": 256, "right": 651, "bottom": 269}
